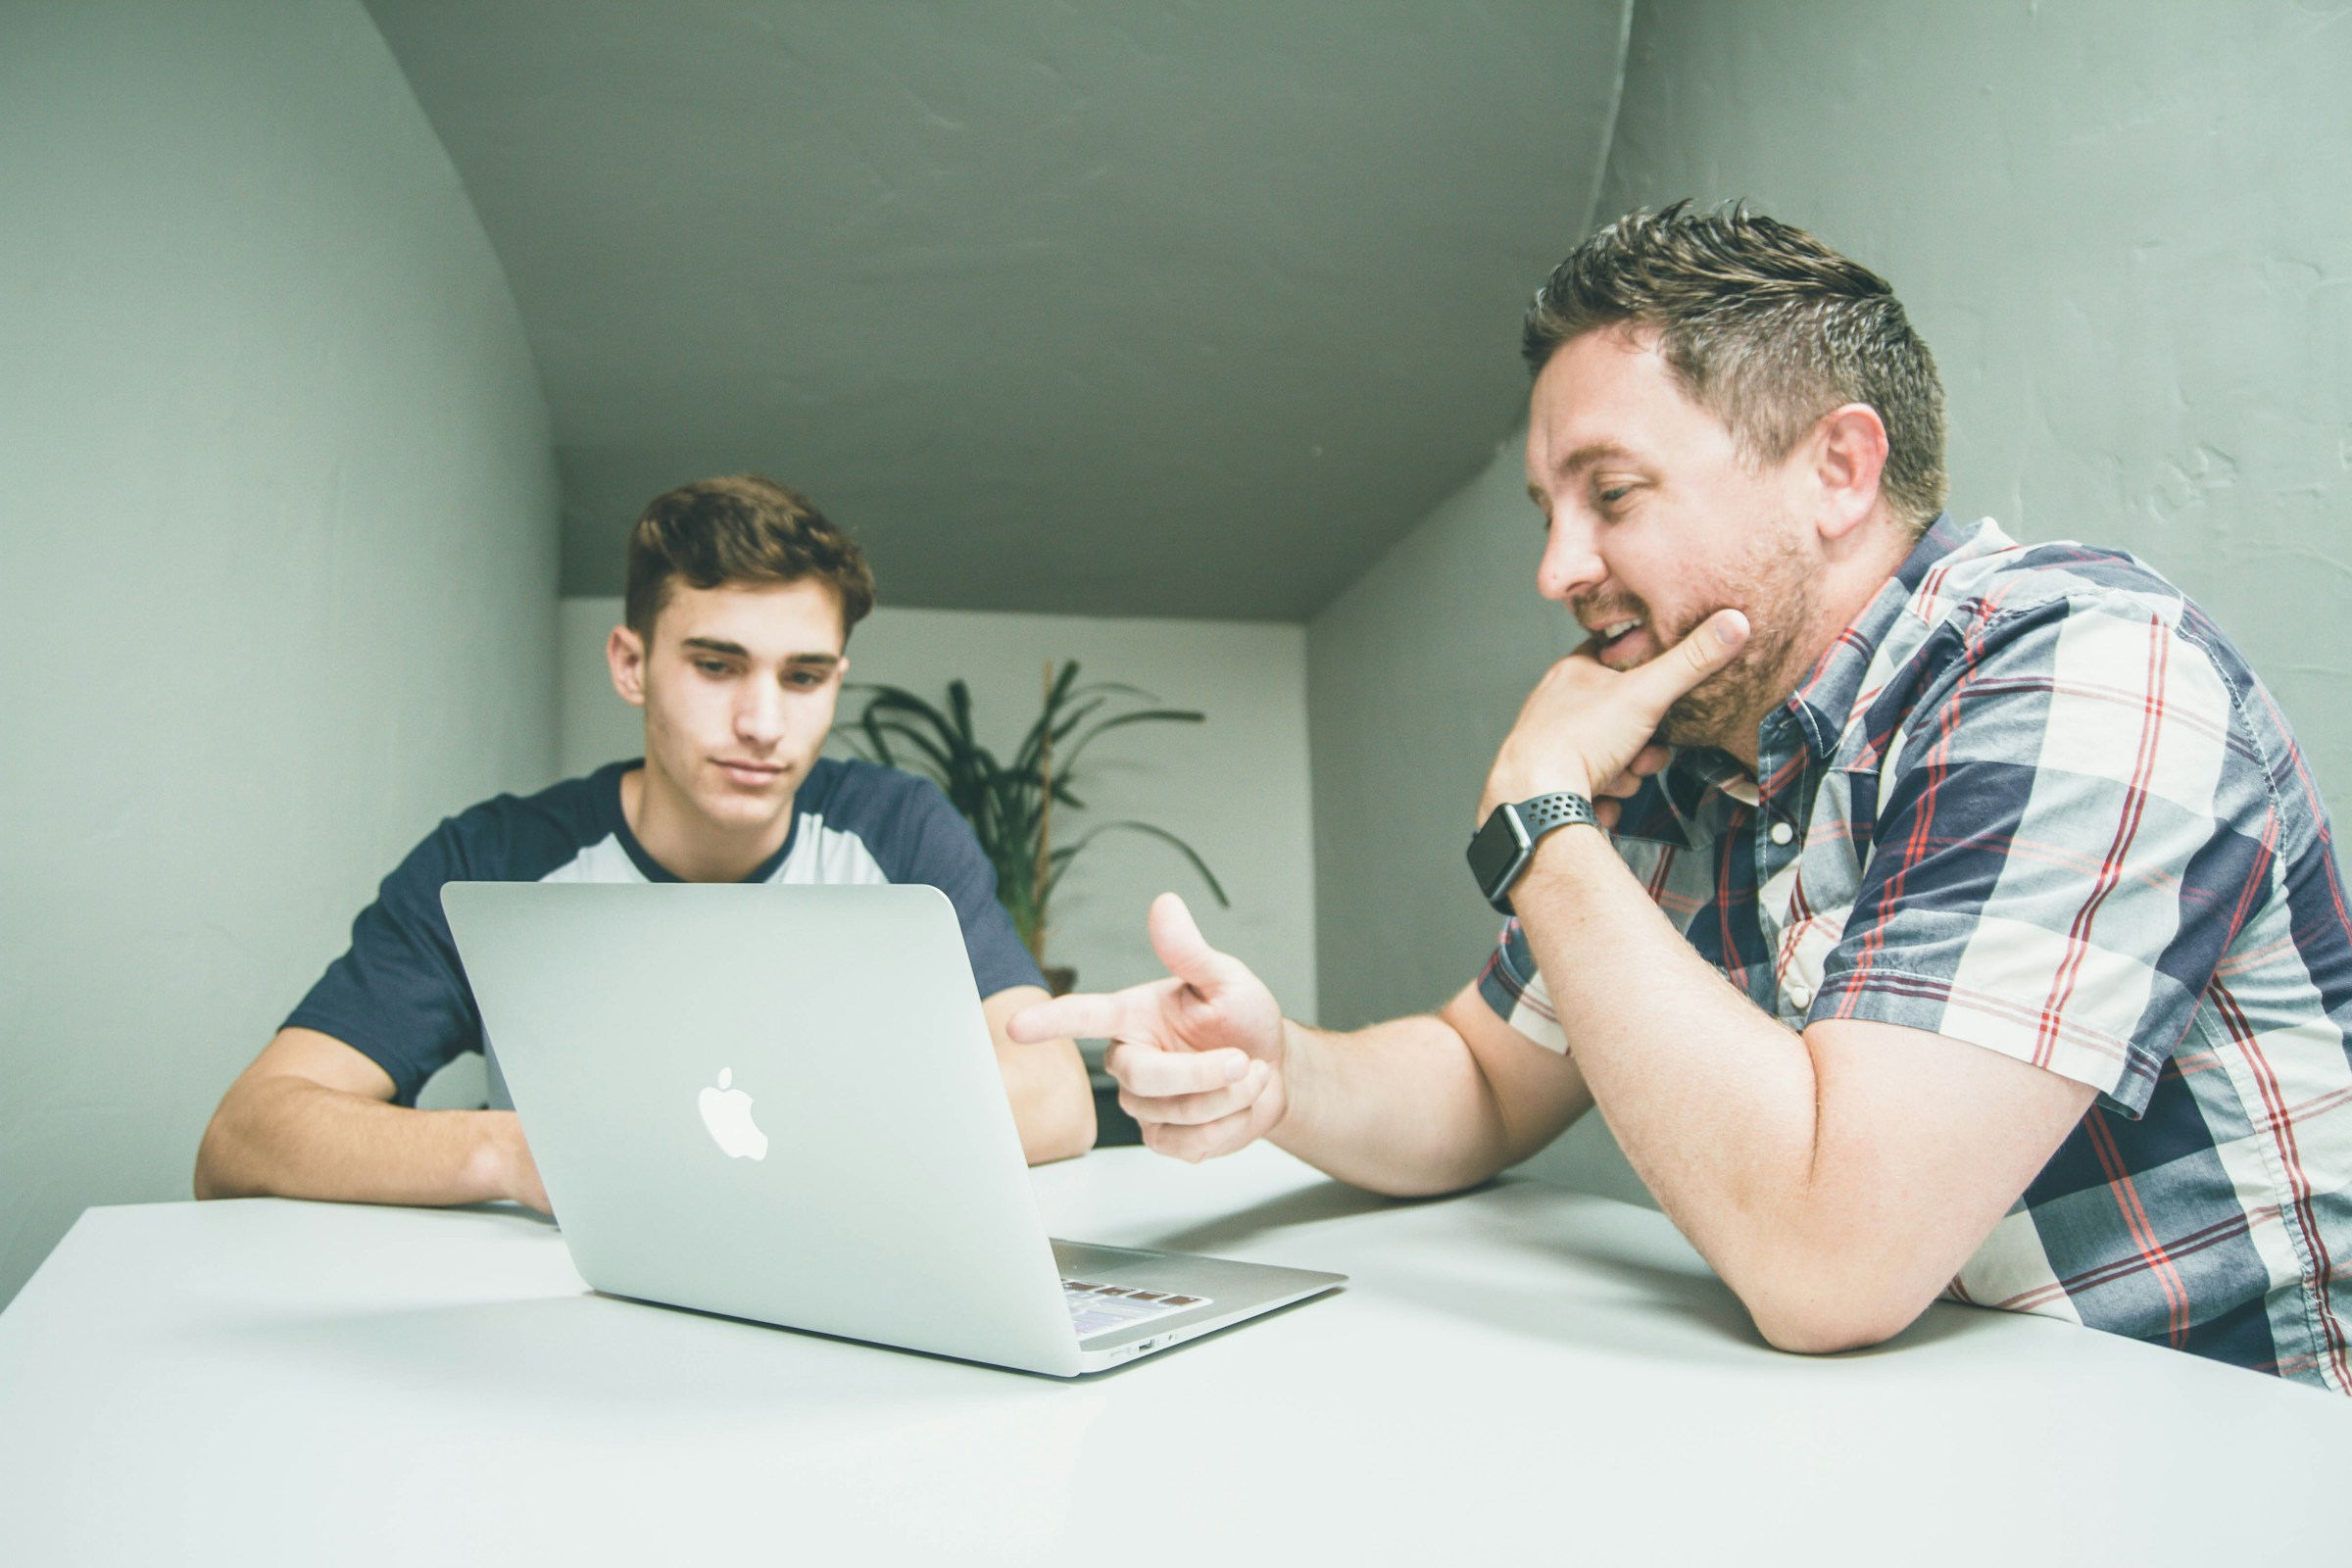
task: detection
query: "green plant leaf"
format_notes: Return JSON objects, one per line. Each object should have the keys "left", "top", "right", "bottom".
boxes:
{"left": 842, "top": 662, "right": 1224, "bottom": 962}
{"left": 1058, "top": 708, "right": 1206, "bottom": 775}
{"left": 1044, "top": 819, "right": 1229, "bottom": 908}
{"left": 1013, "top": 696, "right": 1097, "bottom": 775}
{"left": 859, "top": 716, "right": 956, "bottom": 779}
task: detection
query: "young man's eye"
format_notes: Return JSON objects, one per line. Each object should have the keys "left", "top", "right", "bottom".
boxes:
{"left": 693, "top": 659, "right": 732, "bottom": 677}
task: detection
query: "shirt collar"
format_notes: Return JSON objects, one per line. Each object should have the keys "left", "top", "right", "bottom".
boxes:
{"left": 1777, "top": 512, "right": 2010, "bottom": 763}
{"left": 1618, "top": 512, "right": 2023, "bottom": 832}
{"left": 1637, "top": 514, "right": 2008, "bottom": 827}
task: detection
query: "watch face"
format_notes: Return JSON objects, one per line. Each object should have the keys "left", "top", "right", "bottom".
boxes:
{"left": 1465, "top": 807, "right": 1530, "bottom": 902}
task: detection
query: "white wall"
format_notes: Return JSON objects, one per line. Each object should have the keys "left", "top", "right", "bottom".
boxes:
{"left": 559, "top": 600, "right": 1319, "bottom": 1027}
{"left": 0, "top": 0, "right": 559, "bottom": 1305}
{"left": 1305, "top": 0, "right": 2352, "bottom": 1205}
{"left": 1307, "top": 431, "right": 1649, "bottom": 1202}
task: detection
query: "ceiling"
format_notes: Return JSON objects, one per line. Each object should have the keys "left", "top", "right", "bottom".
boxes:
{"left": 365, "top": 0, "right": 1629, "bottom": 620}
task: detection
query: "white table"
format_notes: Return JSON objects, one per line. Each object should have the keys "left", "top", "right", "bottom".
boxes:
{"left": 2, "top": 1146, "right": 2343, "bottom": 1565}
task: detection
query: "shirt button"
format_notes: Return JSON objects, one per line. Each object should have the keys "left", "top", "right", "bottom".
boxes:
{"left": 1768, "top": 819, "right": 1794, "bottom": 846}
{"left": 1787, "top": 984, "right": 1813, "bottom": 1010}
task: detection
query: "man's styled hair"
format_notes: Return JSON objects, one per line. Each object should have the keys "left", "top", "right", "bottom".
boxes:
{"left": 622, "top": 473, "right": 877, "bottom": 641}
{"left": 1523, "top": 201, "right": 1948, "bottom": 531}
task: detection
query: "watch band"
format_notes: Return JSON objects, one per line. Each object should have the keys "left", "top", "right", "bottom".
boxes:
{"left": 1465, "top": 790, "right": 1598, "bottom": 915}
{"left": 1512, "top": 791, "right": 1596, "bottom": 839}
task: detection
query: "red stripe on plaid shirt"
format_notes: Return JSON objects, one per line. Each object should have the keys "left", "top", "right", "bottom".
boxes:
{"left": 1833, "top": 599, "right": 1989, "bottom": 1014}
{"left": 1644, "top": 845, "right": 1677, "bottom": 905}
{"left": 2034, "top": 615, "right": 2169, "bottom": 1069}
{"left": 2082, "top": 1108, "right": 2194, "bottom": 1347}
{"left": 1716, "top": 812, "right": 1748, "bottom": 993}
{"left": 2208, "top": 974, "right": 2352, "bottom": 1391}
{"left": 1985, "top": 1205, "right": 2258, "bottom": 1314}
{"left": 1915, "top": 559, "right": 1956, "bottom": 624}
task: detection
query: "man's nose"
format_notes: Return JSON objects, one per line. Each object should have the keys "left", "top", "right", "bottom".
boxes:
{"left": 735, "top": 680, "right": 786, "bottom": 747}
{"left": 1537, "top": 514, "right": 1604, "bottom": 604}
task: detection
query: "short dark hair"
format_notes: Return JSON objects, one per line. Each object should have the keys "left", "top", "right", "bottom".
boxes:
{"left": 622, "top": 473, "right": 876, "bottom": 641}
{"left": 1523, "top": 201, "right": 1947, "bottom": 531}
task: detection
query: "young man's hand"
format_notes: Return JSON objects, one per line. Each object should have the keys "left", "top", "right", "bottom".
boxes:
{"left": 1007, "top": 894, "right": 1287, "bottom": 1161}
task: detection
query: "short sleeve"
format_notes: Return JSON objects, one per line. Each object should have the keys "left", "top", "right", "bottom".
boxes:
{"left": 283, "top": 818, "right": 483, "bottom": 1106}
{"left": 1815, "top": 596, "right": 2271, "bottom": 1115}
{"left": 1475, "top": 916, "right": 1571, "bottom": 1054}
{"left": 876, "top": 778, "right": 1049, "bottom": 998}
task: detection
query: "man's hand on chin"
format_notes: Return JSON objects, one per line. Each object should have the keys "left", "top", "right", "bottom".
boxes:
{"left": 1481, "top": 608, "right": 1750, "bottom": 827}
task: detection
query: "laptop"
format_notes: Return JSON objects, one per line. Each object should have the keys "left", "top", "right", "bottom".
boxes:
{"left": 441, "top": 880, "right": 1345, "bottom": 1376}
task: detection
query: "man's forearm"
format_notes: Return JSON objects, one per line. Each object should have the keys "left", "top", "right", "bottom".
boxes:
{"left": 1509, "top": 827, "right": 1826, "bottom": 1296}
{"left": 194, "top": 1077, "right": 532, "bottom": 1207}
{"left": 1271, "top": 1014, "right": 1521, "bottom": 1196}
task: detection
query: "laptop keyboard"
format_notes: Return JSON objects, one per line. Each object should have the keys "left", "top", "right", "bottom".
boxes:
{"left": 1061, "top": 1278, "right": 1212, "bottom": 1340}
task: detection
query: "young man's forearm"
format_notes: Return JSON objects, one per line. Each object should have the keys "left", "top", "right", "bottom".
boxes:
{"left": 982, "top": 987, "right": 1097, "bottom": 1165}
{"left": 997, "top": 1041, "right": 1097, "bottom": 1164}
{"left": 194, "top": 1078, "right": 536, "bottom": 1208}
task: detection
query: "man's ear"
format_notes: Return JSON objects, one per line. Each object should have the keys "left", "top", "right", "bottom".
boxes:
{"left": 1809, "top": 403, "right": 1890, "bottom": 543}
{"left": 607, "top": 624, "right": 648, "bottom": 708}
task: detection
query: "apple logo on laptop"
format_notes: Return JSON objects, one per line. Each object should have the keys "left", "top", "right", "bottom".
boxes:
{"left": 698, "top": 1067, "right": 769, "bottom": 1161}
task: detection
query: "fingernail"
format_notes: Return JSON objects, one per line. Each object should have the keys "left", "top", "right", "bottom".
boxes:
{"left": 1716, "top": 609, "right": 1751, "bottom": 649}
{"left": 1222, "top": 1054, "right": 1249, "bottom": 1082}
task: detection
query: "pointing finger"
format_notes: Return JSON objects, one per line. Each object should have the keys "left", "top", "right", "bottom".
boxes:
{"left": 1007, "top": 990, "right": 1135, "bottom": 1044}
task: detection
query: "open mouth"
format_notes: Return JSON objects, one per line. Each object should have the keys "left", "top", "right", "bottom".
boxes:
{"left": 1593, "top": 617, "right": 1644, "bottom": 662}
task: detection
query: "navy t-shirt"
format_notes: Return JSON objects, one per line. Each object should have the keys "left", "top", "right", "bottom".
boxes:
{"left": 286, "top": 758, "right": 1046, "bottom": 1105}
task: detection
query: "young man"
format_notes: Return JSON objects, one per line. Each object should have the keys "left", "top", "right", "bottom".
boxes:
{"left": 1015, "top": 205, "right": 2352, "bottom": 1390}
{"left": 198, "top": 474, "right": 1094, "bottom": 1209}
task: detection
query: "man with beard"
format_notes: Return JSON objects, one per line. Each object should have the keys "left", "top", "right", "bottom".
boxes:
{"left": 1012, "top": 204, "right": 2352, "bottom": 1390}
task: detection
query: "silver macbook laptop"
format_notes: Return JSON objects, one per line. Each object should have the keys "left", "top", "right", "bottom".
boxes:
{"left": 441, "top": 880, "right": 1344, "bottom": 1376}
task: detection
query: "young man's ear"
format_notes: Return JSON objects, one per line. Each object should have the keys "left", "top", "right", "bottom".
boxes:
{"left": 607, "top": 624, "right": 649, "bottom": 709}
{"left": 1808, "top": 402, "right": 1890, "bottom": 543}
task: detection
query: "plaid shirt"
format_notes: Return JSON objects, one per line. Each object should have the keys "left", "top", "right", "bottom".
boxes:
{"left": 1480, "top": 514, "right": 2352, "bottom": 1391}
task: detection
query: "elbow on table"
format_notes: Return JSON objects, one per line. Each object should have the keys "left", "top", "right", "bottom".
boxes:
{"left": 190, "top": 1098, "right": 246, "bottom": 1200}
{"left": 191, "top": 1135, "right": 249, "bottom": 1202}
{"left": 1740, "top": 1279, "right": 1936, "bottom": 1358}
{"left": 1027, "top": 1079, "right": 1099, "bottom": 1166}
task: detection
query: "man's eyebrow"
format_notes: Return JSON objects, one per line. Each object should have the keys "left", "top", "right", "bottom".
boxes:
{"left": 1546, "top": 441, "right": 1637, "bottom": 481}
{"left": 678, "top": 637, "right": 840, "bottom": 668}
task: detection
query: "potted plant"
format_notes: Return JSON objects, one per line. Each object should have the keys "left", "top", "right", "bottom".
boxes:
{"left": 840, "top": 661, "right": 1228, "bottom": 990}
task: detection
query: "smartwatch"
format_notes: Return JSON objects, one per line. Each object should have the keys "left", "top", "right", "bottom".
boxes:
{"left": 1465, "top": 791, "right": 1599, "bottom": 914}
